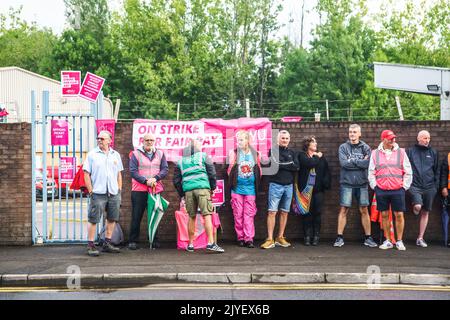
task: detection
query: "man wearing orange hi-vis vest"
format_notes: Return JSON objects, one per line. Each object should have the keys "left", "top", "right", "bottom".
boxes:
{"left": 368, "top": 130, "right": 413, "bottom": 251}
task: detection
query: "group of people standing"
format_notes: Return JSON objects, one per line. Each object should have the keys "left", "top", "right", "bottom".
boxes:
{"left": 81, "top": 125, "right": 450, "bottom": 257}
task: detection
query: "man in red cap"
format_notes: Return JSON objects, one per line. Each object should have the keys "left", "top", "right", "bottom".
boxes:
{"left": 368, "top": 130, "right": 412, "bottom": 250}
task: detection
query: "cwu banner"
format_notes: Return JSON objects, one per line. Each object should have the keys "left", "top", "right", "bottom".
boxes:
{"left": 132, "top": 118, "right": 272, "bottom": 163}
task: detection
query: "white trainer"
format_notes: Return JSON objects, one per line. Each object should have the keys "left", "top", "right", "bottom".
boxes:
{"left": 396, "top": 240, "right": 406, "bottom": 251}
{"left": 379, "top": 240, "right": 393, "bottom": 250}
{"left": 416, "top": 238, "right": 428, "bottom": 248}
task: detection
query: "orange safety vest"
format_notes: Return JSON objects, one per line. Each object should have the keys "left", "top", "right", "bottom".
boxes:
{"left": 372, "top": 148, "right": 405, "bottom": 190}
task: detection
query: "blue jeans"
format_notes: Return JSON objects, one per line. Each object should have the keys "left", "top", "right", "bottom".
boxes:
{"left": 268, "top": 183, "right": 293, "bottom": 212}
{"left": 340, "top": 186, "right": 370, "bottom": 207}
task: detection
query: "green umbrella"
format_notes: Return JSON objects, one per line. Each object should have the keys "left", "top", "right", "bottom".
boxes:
{"left": 147, "top": 192, "right": 169, "bottom": 248}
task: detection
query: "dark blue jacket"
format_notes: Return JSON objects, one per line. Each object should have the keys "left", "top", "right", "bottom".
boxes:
{"left": 406, "top": 144, "right": 439, "bottom": 190}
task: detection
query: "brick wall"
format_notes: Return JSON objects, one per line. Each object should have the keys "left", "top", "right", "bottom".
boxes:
{"left": 1, "top": 121, "right": 449, "bottom": 246}
{"left": 0, "top": 123, "right": 32, "bottom": 245}
{"left": 116, "top": 121, "right": 450, "bottom": 244}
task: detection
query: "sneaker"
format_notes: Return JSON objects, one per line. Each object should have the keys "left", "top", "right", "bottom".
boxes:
{"left": 379, "top": 239, "right": 393, "bottom": 250}
{"left": 128, "top": 242, "right": 137, "bottom": 250}
{"left": 206, "top": 243, "right": 225, "bottom": 253}
{"left": 333, "top": 237, "right": 345, "bottom": 247}
{"left": 275, "top": 237, "right": 291, "bottom": 248}
{"left": 102, "top": 242, "right": 120, "bottom": 253}
{"left": 416, "top": 238, "right": 428, "bottom": 248}
{"left": 186, "top": 244, "right": 194, "bottom": 252}
{"left": 245, "top": 241, "right": 254, "bottom": 248}
{"left": 260, "top": 239, "right": 275, "bottom": 249}
{"left": 87, "top": 245, "right": 99, "bottom": 257}
{"left": 238, "top": 240, "right": 245, "bottom": 247}
{"left": 396, "top": 240, "right": 406, "bottom": 251}
{"left": 364, "top": 237, "right": 378, "bottom": 248}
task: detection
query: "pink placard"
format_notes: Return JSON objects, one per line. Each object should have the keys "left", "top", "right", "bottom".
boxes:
{"left": 60, "top": 157, "right": 76, "bottom": 183}
{"left": 51, "top": 120, "right": 69, "bottom": 146}
{"left": 95, "top": 119, "right": 116, "bottom": 148}
{"left": 211, "top": 180, "right": 225, "bottom": 206}
{"left": 61, "top": 71, "right": 81, "bottom": 96}
{"left": 132, "top": 118, "right": 272, "bottom": 163}
{"left": 79, "top": 72, "right": 105, "bottom": 102}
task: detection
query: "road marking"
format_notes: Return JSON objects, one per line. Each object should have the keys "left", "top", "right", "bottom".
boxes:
{"left": 1, "top": 284, "right": 450, "bottom": 293}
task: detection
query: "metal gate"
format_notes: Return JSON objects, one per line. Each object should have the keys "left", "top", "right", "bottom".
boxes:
{"left": 31, "top": 90, "right": 105, "bottom": 244}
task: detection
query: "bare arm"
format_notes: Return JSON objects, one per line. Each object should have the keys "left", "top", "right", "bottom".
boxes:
{"left": 118, "top": 171, "right": 122, "bottom": 191}
{"left": 84, "top": 171, "right": 93, "bottom": 194}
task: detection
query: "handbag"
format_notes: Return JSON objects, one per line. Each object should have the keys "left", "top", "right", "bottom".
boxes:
{"left": 292, "top": 168, "right": 316, "bottom": 216}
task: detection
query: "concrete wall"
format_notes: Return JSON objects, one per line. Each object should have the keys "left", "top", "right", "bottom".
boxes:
{"left": 1, "top": 121, "right": 449, "bottom": 246}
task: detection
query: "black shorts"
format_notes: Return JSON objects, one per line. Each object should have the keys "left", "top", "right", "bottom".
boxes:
{"left": 375, "top": 187, "right": 406, "bottom": 212}
{"left": 409, "top": 187, "right": 436, "bottom": 212}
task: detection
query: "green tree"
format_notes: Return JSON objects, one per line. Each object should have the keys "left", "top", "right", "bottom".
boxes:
{"left": 0, "top": 7, "right": 56, "bottom": 74}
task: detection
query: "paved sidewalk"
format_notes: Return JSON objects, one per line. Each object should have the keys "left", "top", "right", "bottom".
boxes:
{"left": 1, "top": 241, "right": 449, "bottom": 287}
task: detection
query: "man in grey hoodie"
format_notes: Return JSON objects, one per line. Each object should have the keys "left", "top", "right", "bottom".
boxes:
{"left": 334, "top": 124, "right": 377, "bottom": 248}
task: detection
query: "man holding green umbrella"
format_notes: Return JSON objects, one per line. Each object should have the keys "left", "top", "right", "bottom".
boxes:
{"left": 129, "top": 133, "right": 168, "bottom": 250}
{"left": 173, "top": 139, "right": 225, "bottom": 253}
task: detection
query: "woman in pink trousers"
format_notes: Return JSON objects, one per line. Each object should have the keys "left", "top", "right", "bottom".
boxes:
{"left": 227, "top": 130, "right": 262, "bottom": 248}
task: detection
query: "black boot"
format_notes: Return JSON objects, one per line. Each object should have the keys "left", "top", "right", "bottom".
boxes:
{"left": 304, "top": 224, "right": 313, "bottom": 246}
{"left": 304, "top": 236, "right": 311, "bottom": 246}
{"left": 312, "top": 234, "right": 320, "bottom": 246}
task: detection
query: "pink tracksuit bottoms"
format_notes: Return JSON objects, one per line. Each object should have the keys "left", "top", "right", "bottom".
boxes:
{"left": 231, "top": 193, "right": 257, "bottom": 242}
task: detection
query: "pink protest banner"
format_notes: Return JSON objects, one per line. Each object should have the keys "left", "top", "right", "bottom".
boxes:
{"left": 61, "top": 71, "right": 81, "bottom": 96}
{"left": 51, "top": 119, "right": 69, "bottom": 146}
{"left": 60, "top": 157, "right": 76, "bottom": 183}
{"left": 211, "top": 180, "right": 225, "bottom": 206}
{"left": 132, "top": 118, "right": 272, "bottom": 163}
{"left": 201, "top": 117, "right": 272, "bottom": 163}
{"left": 95, "top": 119, "right": 116, "bottom": 149}
{"left": 79, "top": 72, "right": 105, "bottom": 102}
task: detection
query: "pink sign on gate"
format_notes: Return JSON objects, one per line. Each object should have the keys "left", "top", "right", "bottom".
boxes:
{"left": 61, "top": 71, "right": 81, "bottom": 96}
{"left": 79, "top": 72, "right": 105, "bottom": 102}
{"left": 95, "top": 119, "right": 116, "bottom": 149}
{"left": 60, "top": 157, "right": 76, "bottom": 183}
{"left": 51, "top": 120, "right": 69, "bottom": 146}
{"left": 211, "top": 179, "right": 225, "bottom": 206}
{"left": 132, "top": 118, "right": 272, "bottom": 163}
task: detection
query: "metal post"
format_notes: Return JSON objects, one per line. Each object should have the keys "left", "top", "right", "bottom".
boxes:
{"left": 177, "top": 102, "right": 180, "bottom": 120}
{"left": 326, "top": 99, "right": 329, "bottom": 121}
{"left": 245, "top": 99, "right": 250, "bottom": 118}
{"left": 31, "top": 91, "right": 37, "bottom": 244}
{"left": 42, "top": 91, "right": 49, "bottom": 241}
{"left": 395, "top": 96, "right": 404, "bottom": 120}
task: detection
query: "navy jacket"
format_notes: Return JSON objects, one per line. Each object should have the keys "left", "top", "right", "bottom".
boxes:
{"left": 406, "top": 144, "right": 439, "bottom": 190}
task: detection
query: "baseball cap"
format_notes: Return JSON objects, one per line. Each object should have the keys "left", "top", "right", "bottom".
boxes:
{"left": 380, "top": 130, "right": 396, "bottom": 140}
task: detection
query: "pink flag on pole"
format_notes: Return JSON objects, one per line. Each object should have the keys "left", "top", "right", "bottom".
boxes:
{"left": 51, "top": 119, "right": 69, "bottom": 146}
{"left": 61, "top": 71, "right": 81, "bottom": 96}
{"left": 96, "top": 119, "right": 116, "bottom": 149}
{"left": 79, "top": 72, "right": 105, "bottom": 103}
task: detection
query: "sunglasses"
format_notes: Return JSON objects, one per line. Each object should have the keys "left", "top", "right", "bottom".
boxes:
{"left": 144, "top": 139, "right": 155, "bottom": 142}
{"left": 97, "top": 137, "right": 106, "bottom": 141}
